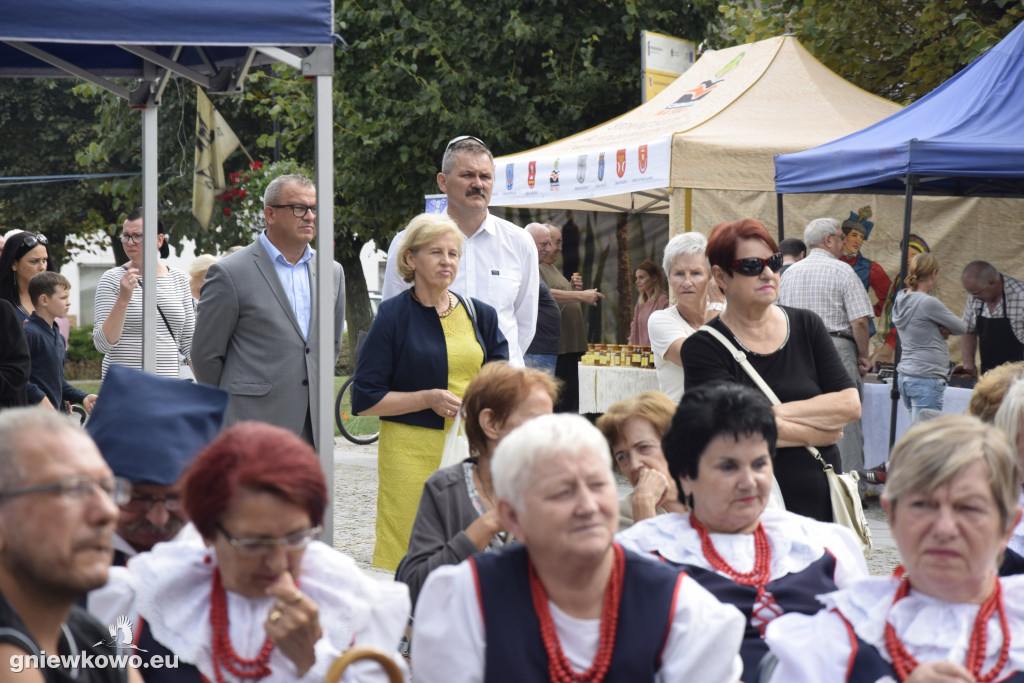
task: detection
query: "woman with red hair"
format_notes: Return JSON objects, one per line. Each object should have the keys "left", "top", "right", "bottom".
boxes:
{"left": 91, "top": 422, "right": 410, "bottom": 682}
{"left": 681, "top": 219, "right": 860, "bottom": 522}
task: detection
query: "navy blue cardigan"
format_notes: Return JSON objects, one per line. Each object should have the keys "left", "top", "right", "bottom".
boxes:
{"left": 351, "top": 290, "right": 508, "bottom": 430}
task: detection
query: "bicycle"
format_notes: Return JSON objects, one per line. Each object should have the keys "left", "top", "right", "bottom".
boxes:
{"left": 335, "top": 375, "right": 379, "bottom": 445}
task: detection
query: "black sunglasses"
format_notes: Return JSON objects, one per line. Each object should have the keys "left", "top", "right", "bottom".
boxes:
{"left": 15, "top": 233, "right": 48, "bottom": 259}
{"left": 730, "top": 253, "right": 783, "bottom": 276}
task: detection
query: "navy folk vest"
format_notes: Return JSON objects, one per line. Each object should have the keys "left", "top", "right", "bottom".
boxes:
{"left": 471, "top": 545, "right": 683, "bottom": 682}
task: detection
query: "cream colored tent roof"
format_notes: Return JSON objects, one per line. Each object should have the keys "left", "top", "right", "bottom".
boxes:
{"left": 490, "top": 35, "right": 900, "bottom": 213}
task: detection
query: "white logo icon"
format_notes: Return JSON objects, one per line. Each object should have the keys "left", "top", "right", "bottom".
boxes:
{"left": 94, "top": 615, "right": 148, "bottom": 652}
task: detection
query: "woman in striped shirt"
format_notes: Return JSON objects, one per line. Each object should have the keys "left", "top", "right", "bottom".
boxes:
{"left": 93, "top": 208, "right": 194, "bottom": 379}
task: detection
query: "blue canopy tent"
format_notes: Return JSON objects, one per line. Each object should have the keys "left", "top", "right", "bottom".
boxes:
{"left": 773, "top": 19, "right": 1024, "bottom": 448}
{"left": 1, "top": 0, "right": 339, "bottom": 533}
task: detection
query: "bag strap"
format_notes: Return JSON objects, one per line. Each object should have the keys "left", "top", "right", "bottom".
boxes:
{"left": 155, "top": 305, "right": 179, "bottom": 346}
{"left": 698, "top": 324, "right": 832, "bottom": 472}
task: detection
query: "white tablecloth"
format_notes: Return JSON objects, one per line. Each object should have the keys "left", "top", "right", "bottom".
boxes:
{"left": 578, "top": 364, "right": 661, "bottom": 414}
{"left": 862, "top": 381, "right": 973, "bottom": 468}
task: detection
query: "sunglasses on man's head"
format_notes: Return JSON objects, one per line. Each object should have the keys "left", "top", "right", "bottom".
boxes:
{"left": 730, "top": 253, "right": 783, "bottom": 277}
{"left": 444, "top": 135, "right": 486, "bottom": 155}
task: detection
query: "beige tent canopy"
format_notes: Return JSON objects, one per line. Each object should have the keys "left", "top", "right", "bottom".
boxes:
{"left": 490, "top": 35, "right": 900, "bottom": 230}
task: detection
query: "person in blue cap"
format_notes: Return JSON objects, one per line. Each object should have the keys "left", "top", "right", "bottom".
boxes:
{"left": 840, "top": 206, "right": 892, "bottom": 338}
{"left": 86, "top": 365, "right": 228, "bottom": 564}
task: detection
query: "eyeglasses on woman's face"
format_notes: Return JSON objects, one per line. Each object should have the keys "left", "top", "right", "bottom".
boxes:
{"left": 730, "top": 253, "right": 783, "bottom": 277}
{"left": 216, "top": 522, "right": 322, "bottom": 556}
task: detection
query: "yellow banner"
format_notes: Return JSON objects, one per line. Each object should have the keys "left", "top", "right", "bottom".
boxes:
{"left": 192, "top": 88, "right": 241, "bottom": 229}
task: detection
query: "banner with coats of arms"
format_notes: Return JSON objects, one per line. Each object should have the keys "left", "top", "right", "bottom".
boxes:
{"left": 493, "top": 135, "right": 672, "bottom": 207}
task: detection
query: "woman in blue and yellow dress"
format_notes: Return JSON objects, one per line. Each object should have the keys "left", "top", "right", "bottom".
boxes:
{"left": 353, "top": 213, "right": 507, "bottom": 571}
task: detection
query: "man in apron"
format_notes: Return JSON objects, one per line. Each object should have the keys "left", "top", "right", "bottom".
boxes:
{"left": 961, "top": 260, "right": 1024, "bottom": 375}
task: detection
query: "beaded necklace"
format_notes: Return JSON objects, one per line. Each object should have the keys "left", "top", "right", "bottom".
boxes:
{"left": 528, "top": 544, "right": 625, "bottom": 682}
{"left": 690, "top": 515, "right": 775, "bottom": 635}
{"left": 209, "top": 568, "right": 274, "bottom": 682}
{"left": 884, "top": 576, "right": 1009, "bottom": 682}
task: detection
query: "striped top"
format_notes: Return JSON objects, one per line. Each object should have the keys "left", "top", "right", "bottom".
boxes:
{"left": 93, "top": 265, "right": 194, "bottom": 379}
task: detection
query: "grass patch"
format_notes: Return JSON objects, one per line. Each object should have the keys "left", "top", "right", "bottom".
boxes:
{"left": 70, "top": 380, "right": 101, "bottom": 395}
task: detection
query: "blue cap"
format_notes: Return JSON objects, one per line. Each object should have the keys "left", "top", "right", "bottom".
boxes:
{"left": 86, "top": 366, "right": 229, "bottom": 485}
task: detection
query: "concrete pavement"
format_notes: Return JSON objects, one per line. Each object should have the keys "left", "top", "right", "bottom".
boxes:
{"left": 330, "top": 438, "right": 901, "bottom": 579}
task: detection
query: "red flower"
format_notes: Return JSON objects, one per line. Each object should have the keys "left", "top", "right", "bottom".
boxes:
{"left": 223, "top": 207, "right": 231, "bottom": 216}
{"left": 238, "top": 190, "right": 247, "bottom": 199}
{"left": 250, "top": 160, "right": 263, "bottom": 171}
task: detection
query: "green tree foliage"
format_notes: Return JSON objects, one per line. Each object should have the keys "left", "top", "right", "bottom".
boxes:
{"left": 0, "top": 79, "right": 114, "bottom": 269}
{"left": 242, "top": 0, "right": 720, "bottom": 340}
{"left": 719, "top": 0, "right": 1024, "bottom": 104}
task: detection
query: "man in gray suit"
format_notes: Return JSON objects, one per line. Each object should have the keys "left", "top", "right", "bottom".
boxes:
{"left": 192, "top": 173, "right": 344, "bottom": 448}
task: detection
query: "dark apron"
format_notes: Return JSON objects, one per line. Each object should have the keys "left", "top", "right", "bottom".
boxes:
{"left": 976, "top": 279, "right": 1024, "bottom": 373}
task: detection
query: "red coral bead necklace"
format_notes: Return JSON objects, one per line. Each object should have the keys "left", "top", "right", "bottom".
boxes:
{"left": 529, "top": 543, "right": 625, "bottom": 682}
{"left": 209, "top": 567, "right": 275, "bottom": 682}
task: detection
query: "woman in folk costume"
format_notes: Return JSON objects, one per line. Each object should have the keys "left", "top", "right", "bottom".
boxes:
{"left": 766, "top": 414, "right": 1024, "bottom": 682}
{"left": 412, "top": 414, "right": 746, "bottom": 683}
{"left": 616, "top": 382, "right": 868, "bottom": 682}
{"left": 91, "top": 422, "right": 409, "bottom": 682}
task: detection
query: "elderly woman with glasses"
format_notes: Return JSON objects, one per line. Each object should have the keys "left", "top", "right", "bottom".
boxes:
{"left": 412, "top": 413, "right": 746, "bottom": 682}
{"left": 682, "top": 219, "right": 860, "bottom": 523}
{"left": 93, "top": 208, "right": 194, "bottom": 379}
{"left": 91, "top": 422, "right": 410, "bottom": 681}
{"left": 766, "top": 415, "right": 1024, "bottom": 682}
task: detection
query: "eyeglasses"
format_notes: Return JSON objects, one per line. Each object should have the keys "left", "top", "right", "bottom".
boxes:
{"left": 15, "top": 233, "right": 48, "bottom": 258}
{"left": 730, "top": 253, "right": 784, "bottom": 276}
{"left": 119, "top": 233, "right": 144, "bottom": 244}
{"left": 121, "top": 493, "right": 183, "bottom": 514}
{"left": 0, "top": 475, "right": 132, "bottom": 506}
{"left": 444, "top": 135, "right": 486, "bottom": 155}
{"left": 216, "top": 523, "right": 322, "bottom": 556}
{"left": 270, "top": 204, "right": 317, "bottom": 218}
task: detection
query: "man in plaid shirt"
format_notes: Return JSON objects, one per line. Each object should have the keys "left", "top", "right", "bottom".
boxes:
{"left": 779, "top": 217, "right": 873, "bottom": 475}
{"left": 961, "top": 260, "right": 1024, "bottom": 375}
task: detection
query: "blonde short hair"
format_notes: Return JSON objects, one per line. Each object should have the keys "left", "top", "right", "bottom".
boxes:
{"left": 968, "top": 361, "right": 1024, "bottom": 423}
{"left": 188, "top": 254, "right": 218, "bottom": 279}
{"left": 882, "top": 414, "right": 1021, "bottom": 534}
{"left": 596, "top": 391, "right": 676, "bottom": 453}
{"left": 396, "top": 213, "right": 464, "bottom": 283}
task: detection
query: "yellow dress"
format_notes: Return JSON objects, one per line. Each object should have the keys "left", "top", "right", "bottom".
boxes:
{"left": 372, "top": 303, "right": 483, "bottom": 571}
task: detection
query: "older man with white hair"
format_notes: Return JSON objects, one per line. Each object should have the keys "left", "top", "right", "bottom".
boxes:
{"left": 778, "top": 217, "right": 873, "bottom": 476}
{"left": 413, "top": 413, "right": 745, "bottom": 682}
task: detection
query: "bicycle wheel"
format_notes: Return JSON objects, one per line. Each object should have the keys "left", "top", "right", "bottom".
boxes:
{"left": 335, "top": 376, "right": 380, "bottom": 445}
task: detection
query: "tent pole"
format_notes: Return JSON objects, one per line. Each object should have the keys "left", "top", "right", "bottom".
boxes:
{"left": 140, "top": 98, "right": 159, "bottom": 375}
{"left": 888, "top": 175, "right": 916, "bottom": 453}
{"left": 776, "top": 193, "right": 785, "bottom": 241}
{"left": 310, "top": 48, "right": 336, "bottom": 542}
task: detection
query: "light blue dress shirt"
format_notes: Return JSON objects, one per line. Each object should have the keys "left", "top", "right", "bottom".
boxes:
{"left": 259, "top": 231, "right": 313, "bottom": 339}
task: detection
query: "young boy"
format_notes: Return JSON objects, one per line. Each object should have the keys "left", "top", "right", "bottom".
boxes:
{"left": 24, "top": 272, "right": 97, "bottom": 414}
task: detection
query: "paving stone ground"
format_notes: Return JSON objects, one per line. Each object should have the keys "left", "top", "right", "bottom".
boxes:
{"left": 330, "top": 438, "right": 901, "bottom": 580}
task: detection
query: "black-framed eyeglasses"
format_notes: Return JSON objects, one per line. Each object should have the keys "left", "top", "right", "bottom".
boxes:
{"left": 216, "top": 522, "right": 322, "bottom": 556}
{"left": 444, "top": 135, "right": 486, "bottom": 155}
{"left": 0, "top": 475, "right": 131, "bottom": 506}
{"left": 730, "top": 253, "right": 783, "bottom": 277}
{"left": 119, "top": 232, "right": 144, "bottom": 244}
{"left": 15, "top": 233, "right": 48, "bottom": 258}
{"left": 121, "top": 493, "right": 183, "bottom": 514}
{"left": 270, "top": 204, "right": 317, "bottom": 218}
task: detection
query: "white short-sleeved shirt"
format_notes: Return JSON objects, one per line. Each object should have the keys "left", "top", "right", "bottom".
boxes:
{"left": 647, "top": 305, "right": 695, "bottom": 401}
{"left": 778, "top": 248, "right": 873, "bottom": 335}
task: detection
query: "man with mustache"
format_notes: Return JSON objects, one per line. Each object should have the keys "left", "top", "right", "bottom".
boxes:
{"left": 382, "top": 136, "right": 539, "bottom": 366}
{"left": 0, "top": 408, "right": 132, "bottom": 682}
{"left": 84, "top": 366, "right": 228, "bottom": 565}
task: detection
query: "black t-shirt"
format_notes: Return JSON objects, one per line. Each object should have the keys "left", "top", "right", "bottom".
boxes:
{"left": 526, "top": 281, "right": 561, "bottom": 355}
{"left": 0, "top": 591, "right": 126, "bottom": 683}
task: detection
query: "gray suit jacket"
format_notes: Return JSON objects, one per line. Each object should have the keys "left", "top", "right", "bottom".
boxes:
{"left": 192, "top": 238, "right": 344, "bottom": 448}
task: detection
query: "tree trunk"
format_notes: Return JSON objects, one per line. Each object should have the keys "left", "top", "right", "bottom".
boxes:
{"left": 615, "top": 213, "right": 631, "bottom": 343}
{"left": 338, "top": 249, "right": 373, "bottom": 375}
